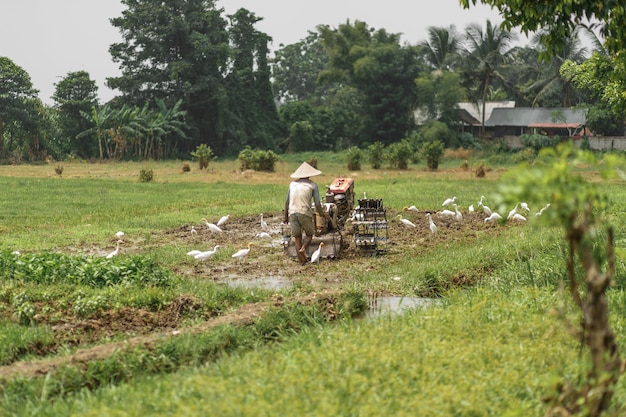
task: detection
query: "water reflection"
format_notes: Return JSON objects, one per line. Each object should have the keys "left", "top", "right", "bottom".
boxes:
{"left": 366, "top": 296, "right": 439, "bottom": 319}
{"left": 225, "top": 276, "right": 293, "bottom": 290}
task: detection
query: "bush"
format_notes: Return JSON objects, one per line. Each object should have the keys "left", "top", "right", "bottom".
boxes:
{"left": 511, "top": 147, "right": 537, "bottom": 164}
{"left": 420, "top": 140, "right": 445, "bottom": 170}
{"left": 182, "top": 163, "right": 191, "bottom": 173}
{"left": 139, "top": 169, "right": 153, "bottom": 182}
{"left": 367, "top": 142, "right": 385, "bottom": 169}
{"left": 238, "top": 147, "right": 279, "bottom": 172}
{"left": 345, "top": 146, "right": 362, "bottom": 171}
{"left": 190, "top": 144, "right": 217, "bottom": 170}
{"left": 385, "top": 139, "right": 413, "bottom": 169}
{"left": 520, "top": 134, "right": 559, "bottom": 151}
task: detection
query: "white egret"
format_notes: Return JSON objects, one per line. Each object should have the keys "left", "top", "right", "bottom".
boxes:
{"left": 396, "top": 214, "right": 416, "bottom": 228}
{"left": 484, "top": 212, "right": 502, "bottom": 222}
{"left": 201, "top": 218, "right": 222, "bottom": 233}
{"left": 536, "top": 203, "right": 551, "bottom": 216}
{"left": 507, "top": 203, "right": 519, "bottom": 220}
{"left": 116, "top": 231, "right": 125, "bottom": 240}
{"left": 310, "top": 242, "right": 324, "bottom": 263}
{"left": 195, "top": 245, "right": 220, "bottom": 261}
{"left": 217, "top": 215, "right": 230, "bottom": 226}
{"left": 468, "top": 204, "right": 474, "bottom": 213}
{"left": 442, "top": 196, "right": 457, "bottom": 207}
{"left": 190, "top": 226, "right": 197, "bottom": 236}
{"left": 260, "top": 214, "right": 269, "bottom": 232}
{"left": 478, "top": 195, "right": 485, "bottom": 206}
{"left": 511, "top": 213, "right": 527, "bottom": 222}
{"left": 255, "top": 232, "right": 272, "bottom": 240}
{"left": 232, "top": 242, "right": 254, "bottom": 262}
{"left": 519, "top": 202, "right": 530, "bottom": 212}
{"left": 426, "top": 213, "right": 437, "bottom": 234}
{"left": 453, "top": 204, "right": 462, "bottom": 222}
{"left": 187, "top": 249, "right": 202, "bottom": 257}
{"left": 12, "top": 251, "right": 21, "bottom": 255}
{"left": 106, "top": 239, "right": 124, "bottom": 259}
{"left": 439, "top": 209, "right": 456, "bottom": 218}
{"left": 482, "top": 205, "right": 492, "bottom": 216}
{"left": 403, "top": 205, "right": 419, "bottom": 212}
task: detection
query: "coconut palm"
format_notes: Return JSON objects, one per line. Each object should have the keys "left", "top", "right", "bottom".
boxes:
{"left": 528, "top": 26, "right": 589, "bottom": 107}
{"left": 418, "top": 25, "right": 462, "bottom": 71}
{"left": 462, "top": 20, "right": 517, "bottom": 139}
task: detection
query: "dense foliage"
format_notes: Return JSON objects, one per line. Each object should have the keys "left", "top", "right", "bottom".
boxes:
{"left": 0, "top": 1, "right": 619, "bottom": 164}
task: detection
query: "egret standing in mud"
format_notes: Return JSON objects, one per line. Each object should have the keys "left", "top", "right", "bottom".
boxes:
{"left": 232, "top": 242, "right": 254, "bottom": 262}
{"left": 310, "top": 242, "right": 324, "bottom": 263}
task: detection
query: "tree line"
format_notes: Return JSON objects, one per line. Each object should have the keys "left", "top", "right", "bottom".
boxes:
{"left": 0, "top": 0, "right": 619, "bottom": 164}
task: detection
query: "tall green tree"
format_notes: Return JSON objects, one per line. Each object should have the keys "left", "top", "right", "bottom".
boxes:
{"left": 52, "top": 71, "right": 98, "bottom": 158}
{"left": 0, "top": 57, "right": 39, "bottom": 159}
{"left": 108, "top": 0, "right": 230, "bottom": 153}
{"left": 319, "top": 20, "right": 420, "bottom": 145}
{"left": 415, "top": 70, "right": 466, "bottom": 130}
{"left": 528, "top": 27, "right": 588, "bottom": 107}
{"left": 222, "top": 8, "right": 281, "bottom": 154}
{"left": 462, "top": 20, "right": 517, "bottom": 139}
{"left": 271, "top": 31, "right": 332, "bottom": 103}
{"left": 418, "top": 25, "right": 462, "bottom": 71}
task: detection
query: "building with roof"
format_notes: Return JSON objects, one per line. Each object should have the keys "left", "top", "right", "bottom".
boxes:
{"left": 486, "top": 107, "right": 587, "bottom": 138}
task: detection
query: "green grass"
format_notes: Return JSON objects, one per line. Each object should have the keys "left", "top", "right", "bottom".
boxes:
{"left": 1, "top": 157, "right": 626, "bottom": 416}
{"left": 29, "top": 287, "right": 626, "bottom": 417}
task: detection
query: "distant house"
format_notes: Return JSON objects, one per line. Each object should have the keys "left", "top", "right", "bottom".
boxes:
{"left": 486, "top": 107, "right": 587, "bottom": 138}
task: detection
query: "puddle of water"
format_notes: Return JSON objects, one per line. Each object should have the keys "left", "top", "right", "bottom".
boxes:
{"left": 366, "top": 296, "right": 439, "bottom": 319}
{"left": 225, "top": 276, "right": 293, "bottom": 290}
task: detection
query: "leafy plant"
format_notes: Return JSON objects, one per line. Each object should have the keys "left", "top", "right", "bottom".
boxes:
{"left": 520, "top": 133, "right": 559, "bottom": 151}
{"left": 367, "top": 142, "right": 385, "bottom": 169}
{"left": 385, "top": 139, "right": 413, "bottom": 169}
{"left": 497, "top": 141, "right": 624, "bottom": 416}
{"left": 139, "top": 168, "right": 153, "bottom": 182}
{"left": 190, "top": 144, "right": 216, "bottom": 170}
{"left": 420, "top": 140, "right": 445, "bottom": 170}
{"left": 344, "top": 146, "right": 362, "bottom": 171}
{"left": 237, "top": 146, "right": 279, "bottom": 172}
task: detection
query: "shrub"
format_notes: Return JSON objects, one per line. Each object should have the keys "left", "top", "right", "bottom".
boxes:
{"left": 237, "top": 147, "right": 279, "bottom": 172}
{"left": 520, "top": 134, "right": 559, "bottom": 151}
{"left": 190, "top": 144, "right": 217, "bottom": 170}
{"left": 139, "top": 169, "right": 153, "bottom": 183}
{"left": 367, "top": 142, "right": 385, "bottom": 169}
{"left": 420, "top": 140, "right": 445, "bottom": 170}
{"left": 511, "top": 147, "right": 537, "bottom": 164}
{"left": 182, "top": 163, "right": 191, "bottom": 172}
{"left": 385, "top": 139, "right": 413, "bottom": 169}
{"left": 345, "top": 146, "right": 362, "bottom": 171}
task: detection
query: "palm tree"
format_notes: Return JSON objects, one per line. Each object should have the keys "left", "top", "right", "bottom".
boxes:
{"left": 529, "top": 26, "right": 589, "bottom": 107}
{"left": 418, "top": 25, "right": 461, "bottom": 71}
{"left": 462, "top": 20, "right": 517, "bottom": 139}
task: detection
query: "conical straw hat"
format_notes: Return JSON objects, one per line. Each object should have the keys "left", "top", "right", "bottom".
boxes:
{"left": 290, "top": 162, "right": 322, "bottom": 179}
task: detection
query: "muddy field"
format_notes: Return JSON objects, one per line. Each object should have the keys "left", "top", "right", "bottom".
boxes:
{"left": 0, "top": 207, "right": 523, "bottom": 379}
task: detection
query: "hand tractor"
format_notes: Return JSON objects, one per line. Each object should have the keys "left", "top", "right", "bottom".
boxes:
{"left": 282, "top": 177, "right": 388, "bottom": 260}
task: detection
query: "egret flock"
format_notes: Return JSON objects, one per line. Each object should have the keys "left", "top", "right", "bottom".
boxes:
{"left": 101, "top": 195, "right": 549, "bottom": 265}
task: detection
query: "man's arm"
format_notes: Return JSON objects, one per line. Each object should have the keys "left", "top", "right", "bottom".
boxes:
{"left": 312, "top": 184, "right": 327, "bottom": 217}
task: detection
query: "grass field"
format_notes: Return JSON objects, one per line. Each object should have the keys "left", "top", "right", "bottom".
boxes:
{"left": 1, "top": 153, "right": 626, "bottom": 416}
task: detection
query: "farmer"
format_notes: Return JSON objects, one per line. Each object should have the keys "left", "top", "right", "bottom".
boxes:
{"left": 284, "top": 162, "right": 329, "bottom": 264}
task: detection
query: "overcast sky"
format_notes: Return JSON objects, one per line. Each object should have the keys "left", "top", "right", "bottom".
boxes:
{"left": 1, "top": 0, "right": 512, "bottom": 105}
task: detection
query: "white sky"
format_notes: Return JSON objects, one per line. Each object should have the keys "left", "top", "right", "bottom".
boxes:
{"left": 0, "top": 0, "right": 512, "bottom": 105}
